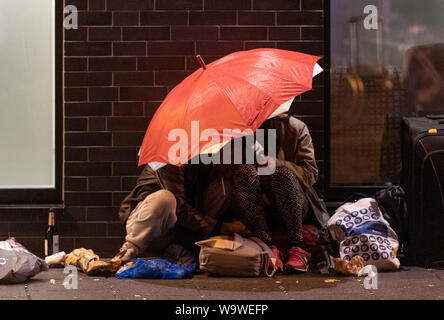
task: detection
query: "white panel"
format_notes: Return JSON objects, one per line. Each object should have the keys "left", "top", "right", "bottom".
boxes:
{"left": 0, "top": 0, "right": 55, "bottom": 188}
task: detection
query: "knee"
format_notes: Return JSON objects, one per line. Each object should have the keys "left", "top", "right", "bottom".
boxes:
{"left": 234, "top": 164, "right": 258, "bottom": 184}
{"left": 151, "top": 190, "right": 177, "bottom": 214}
{"left": 273, "top": 166, "right": 302, "bottom": 189}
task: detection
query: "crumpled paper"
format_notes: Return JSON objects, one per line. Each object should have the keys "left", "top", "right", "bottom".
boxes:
{"left": 65, "top": 248, "right": 124, "bottom": 275}
{"left": 333, "top": 256, "right": 365, "bottom": 276}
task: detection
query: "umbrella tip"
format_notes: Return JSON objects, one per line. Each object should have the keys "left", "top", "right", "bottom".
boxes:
{"left": 196, "top": 55, "right": 207, "bottom": 70}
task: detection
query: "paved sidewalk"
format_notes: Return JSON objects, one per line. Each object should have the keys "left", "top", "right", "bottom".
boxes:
{"left": 1, "top": 267, "right": 443, "bottom": 300}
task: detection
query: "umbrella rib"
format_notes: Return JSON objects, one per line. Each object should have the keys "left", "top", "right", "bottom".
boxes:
{"left": 180, "top": 70, "right": 206, "bottom": 130}
{"left": 211, "top": 67, "right": 282, "bottom": 119}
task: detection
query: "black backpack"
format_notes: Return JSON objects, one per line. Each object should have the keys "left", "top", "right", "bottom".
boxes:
{"left": 374, "top": 186, "right": 408, "bottom": 251}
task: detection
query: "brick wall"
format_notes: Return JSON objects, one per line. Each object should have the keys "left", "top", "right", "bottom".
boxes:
{"left": 1, "top": 0, "right": 325, "bottom": 257}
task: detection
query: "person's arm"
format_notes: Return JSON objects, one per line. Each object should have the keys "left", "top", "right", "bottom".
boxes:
{"left": 118, "top": 166, "right": 158, "bottom": 224}
{"left": 158, "top": 165, "right": 218, "bottom": 238}
{"left": 275, "top": 117, "right": 319, "bottom": 188}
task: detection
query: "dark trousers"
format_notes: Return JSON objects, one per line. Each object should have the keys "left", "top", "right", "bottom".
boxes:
{"left": 232, "top": 164, "right": 308, "bottom": 247}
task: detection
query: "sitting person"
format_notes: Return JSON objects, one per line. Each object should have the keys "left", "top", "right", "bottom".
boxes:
{"left": 231, "top": 113, "right": 328, "bottom": 273}
{"left": 118, "top": 159, "right": 248, "bottom": 263}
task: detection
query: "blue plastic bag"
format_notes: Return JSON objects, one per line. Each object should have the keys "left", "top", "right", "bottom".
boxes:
{"left": 115, "top": 258, "right": 197, "bottom": 280}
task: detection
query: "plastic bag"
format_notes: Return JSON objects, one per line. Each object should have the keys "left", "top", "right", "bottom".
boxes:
{"left": 0, "top": 238, "right": 48, "bottom": 283}
{"left": 116, "top": 258, "right": 197, "bottom": 280}
{"left": 327, "top": 198, "right": 400, "bottom": 271}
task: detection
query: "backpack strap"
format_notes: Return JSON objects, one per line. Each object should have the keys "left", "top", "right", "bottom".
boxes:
{"left": 249, "top": 237, "right": 277, "bottom": 278}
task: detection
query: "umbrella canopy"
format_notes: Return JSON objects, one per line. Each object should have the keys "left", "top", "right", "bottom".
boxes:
{"left": 138, "top": 48, "right": 322, "bottom": 169}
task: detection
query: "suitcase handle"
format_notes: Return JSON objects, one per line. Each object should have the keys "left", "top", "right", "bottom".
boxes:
{"left": 426, "top": 115, "right": 444, "bottom": 120}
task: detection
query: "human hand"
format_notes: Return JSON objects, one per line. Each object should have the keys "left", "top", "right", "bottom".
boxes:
{"left": 220, "top": 220, "right": 252, "bottom": 236}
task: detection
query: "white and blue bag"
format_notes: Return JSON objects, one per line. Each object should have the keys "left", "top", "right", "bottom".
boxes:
{"left": 328, "top": 198, "right": 400, "bottom": 271}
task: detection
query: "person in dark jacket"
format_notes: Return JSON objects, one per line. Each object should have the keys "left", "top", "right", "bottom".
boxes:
{"left": 117, "top": 162, "right": 247, "bottom": 263}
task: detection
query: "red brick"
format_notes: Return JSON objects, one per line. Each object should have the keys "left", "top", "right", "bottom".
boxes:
{"left": 89, "top": 0, "right": 106, "bottom": 10}
{"left": 113, "top": 12, "right": 139, "bottom": 26}
{"left": 220, "top": 27, "right": 267, "bottom": 40}
{"left": 89, "top": 87, "right": 119, "bottom": 101}
{"left": 113, "top": 132, "right": 145, "bottom": 146}
{"left": 89, "top": 57, "right": 137, "bottom": 71}
{"left": 113, "top": 42, "right": 146, "bottom": 56}
{"left": 89, "top": 177, "right": 122, "bottom": 191}
{"left": 65, "top": 88, "right": 88, "bottom": 102}
{"left": 113, "top": 163, "right": 143, "bottom": 177}
{"left": 196, "top": 41, "right": 243, "bottom": 55}
{"left": 301, "top": 27, "right": 324, "bottom": 40}
{"left": 65, "top": 28, "right": 87, "bottom": 41}
{"left": 140, "top": 12, "right": 188, "bottom": 25}
{"left": 60, "top": 207, "right": 87, "bottom": 222}
{"left": 107, "top": 117, "right": 150, "bottom": 131}
{"left": 148, "top": 42, "right": 195, "bottom": 56}
{"left": 123, "top": 27, "right": 170, "bottom": 41}
{"left": 245, "top": 41, "right": 276, "bottom": 49}
{"left": 86, "top": 207, "right": 120, "bottom": 221}
{"left": 238, "top": 12, "right": 276, "bottom": 25}
{"left": 138, "top": 57, "right": 185, "bottom": 70}
{"left": 65, "top": 72, "right": 112, "bottom": 87}
{"left": 253, "top": 0, "right": 301, "bottom": 10}
{"left": 171, "top": 26, "right": 218, "bottom": 40}
{"left": 277, "top": 41, "right": 323, "bottom": 55}
{"left": 65, "top": 177, "right": 87, "bottom": 191}
{"left": 65, "top": 58, "right": 87, "bottom": 71}
{"left": 120, "top": 87, "right": 168, "bottom": 101}
{"left": 205, "top": 0, "right": 251, "bottom": 10}
{"left": 89, "top": 117, "right": 107, "bottom": 131}
{"left": 189, "top": 12, "right": 237, "bottom": 25}
{"left": 65, "top": 118, "right": 88, "bottom": 131}
{"left": 89, "top": 148, "right": 137, "bottom": 162}
{"left": 277, "top": 11, "right": 323, "bottom": 25}
{"left": 269, "top": 27, "right": 300, "bottom": 40}
{"left": 302, "top": 0, "right": 323, "bottom": 10}
{"left": 65, "top": 132, "right": 113, "bottom": 146}
{"left": 155, "top": 71, "right": 190, "bottom": 86}
{"left": 65, "top": 162, "right": 112, "bottom": 176}
{"left": 59, "top": 221, "right": 108, "bottom": 235}
{"left": 88, "top": 27, "right": 122, "bottom": 41}
{"left": 65, "top": 102, "right": 112, "bottom": 116}
{"left": 156, "top": 0, "right": 202, "bottom": 10}
{"left": 65, "top": 42, "right": 111, "bottom": 56}
{"left": 107, "top": 0, "right": 154, "bottom": 10}
{"left": 65, "top": 148, "right": 88, "bottom": 161}
{"left": 113, "top": 102, "right": 145, "bottom": 116}
{"left": 66, "top": 0, "right": 88, "bottom": 10}
{"left": 78, "top": 12, "right": 112, "bottom": 26}
{"left": 114, "top": 72, "right": 154, "bottom": 86}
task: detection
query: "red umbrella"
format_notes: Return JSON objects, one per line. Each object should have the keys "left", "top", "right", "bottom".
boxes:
{"left": 138, "top": 48, "right": 322, "bottom": 169}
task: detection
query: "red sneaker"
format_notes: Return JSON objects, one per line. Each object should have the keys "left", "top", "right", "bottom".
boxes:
{"left": 285, "top": 247, "right": 311, "bottom": 273}
{"left": 269, "top": 245, "right": 284, "bottom": 273}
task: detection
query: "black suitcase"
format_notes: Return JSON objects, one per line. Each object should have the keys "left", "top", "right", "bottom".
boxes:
{"left": 401, "top": 116, "right": 444, "bottom": 266}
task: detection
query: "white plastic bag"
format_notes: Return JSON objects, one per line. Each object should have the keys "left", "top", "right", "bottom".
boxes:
{"left": 0, "top": 238, "right": 48, "bottom": 283}
{"left": 328, "top": 198, "right": 400, "bottom": 271}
